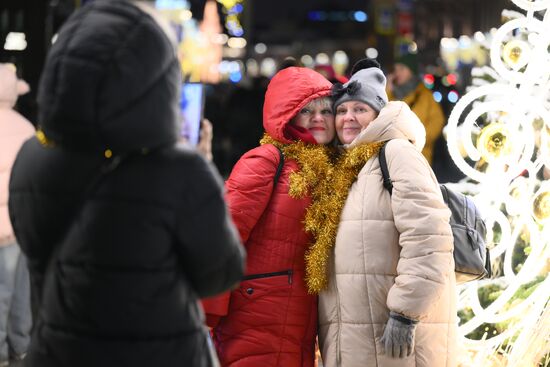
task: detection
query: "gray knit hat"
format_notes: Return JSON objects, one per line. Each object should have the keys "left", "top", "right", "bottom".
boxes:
{"left": 332, "top": 59, "right": 388, "bottom": 112}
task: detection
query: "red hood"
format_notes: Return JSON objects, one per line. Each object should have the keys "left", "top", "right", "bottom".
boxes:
{"left": 263, "top": 67, "right": 332, "bottom": 144}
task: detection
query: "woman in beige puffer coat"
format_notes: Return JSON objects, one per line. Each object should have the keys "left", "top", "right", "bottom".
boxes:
{"left": 317, "top": 60, "right": 456, "bottom": 367}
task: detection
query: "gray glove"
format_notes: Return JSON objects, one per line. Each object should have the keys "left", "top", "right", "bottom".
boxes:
{"left": 380, "top": 311, "right": 418, "bottom": 358}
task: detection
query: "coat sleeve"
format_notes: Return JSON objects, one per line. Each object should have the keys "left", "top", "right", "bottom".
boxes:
{"left": 385, "top": 139, "right": 454, "bottom": 320}
{"left": 175, "top": 153, "right": 245, "bottom": 298}
{"left": 225, "top": 144, "right": 282, "bottom": 244}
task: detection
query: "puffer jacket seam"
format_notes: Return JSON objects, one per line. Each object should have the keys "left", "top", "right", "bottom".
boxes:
{"left": 402, "top": 233, "right": 453, "bottom": 238}
{"left": 396, "top": 272, "right": 446, "bottom": 285}
{"left": 446, "top": 275, "right": 452, "bottom": 367}
{"left": 49, "top": 8, "right": 88, "bottom": 131}
{"left": 276, "top": 230, "right": 298, "bottom": 365}
{"left": 360, "top": 173, "right": 379, "bottom": 367}
{"left": 42, "top": 320, "right": 203, "bottom": 341}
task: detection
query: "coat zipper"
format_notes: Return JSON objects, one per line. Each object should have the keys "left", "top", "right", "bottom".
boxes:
{"left": 242, "top": 270, "right": 293, "bottom": 284}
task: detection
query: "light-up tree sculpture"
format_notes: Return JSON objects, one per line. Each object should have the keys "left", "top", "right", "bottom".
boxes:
{"left": 445, "top": 1, "right": 550, "bottom": 366}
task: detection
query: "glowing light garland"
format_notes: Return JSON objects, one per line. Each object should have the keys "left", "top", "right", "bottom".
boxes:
{"left": 446, "top": 1, "right": 550, "bottom": 365}
{"left": 217, "top": 0, "right": 244, "bottom": 37}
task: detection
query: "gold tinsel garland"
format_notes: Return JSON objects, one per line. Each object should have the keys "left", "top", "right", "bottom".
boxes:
{"left": 304, "top": 141, "right": 385, "bottom": 294}
{"left": 259, "top": 134, "right": 334, "bottom": 199}
{"left": 259, "top": 133, "right": 384, "bottom": 294}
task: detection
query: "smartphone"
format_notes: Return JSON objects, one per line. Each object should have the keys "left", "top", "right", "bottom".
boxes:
{"left": 180, "top": 82, "right": 205, "bottom": 147}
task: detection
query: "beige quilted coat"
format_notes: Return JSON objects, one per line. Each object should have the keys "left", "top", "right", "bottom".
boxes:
{"left": 318, "top": 101, "right": 457, "bottom": 367}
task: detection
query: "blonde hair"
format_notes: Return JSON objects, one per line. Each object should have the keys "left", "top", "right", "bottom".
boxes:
{"left": 304, "top": 96, "right": 332, "bottom": 111}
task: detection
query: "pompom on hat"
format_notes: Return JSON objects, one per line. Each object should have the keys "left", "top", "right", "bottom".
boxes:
{"left": 332, "top": 58, "right": 388, "bottom": 112}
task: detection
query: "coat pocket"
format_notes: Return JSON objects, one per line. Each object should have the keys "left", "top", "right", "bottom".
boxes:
{"left": 240, "top": 269, "right": 293, "bottom": 298}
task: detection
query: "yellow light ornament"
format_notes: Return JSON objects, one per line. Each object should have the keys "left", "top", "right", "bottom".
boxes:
{"left": 533, "top": 189, "right": 550, "bottom": 223}
{"left": 477, "top": 123, "right": 514, "bottom": 162}
{"left": 217, "top": 0, "right": 239, "bottom": 8}
{"left": 502, "top": 39, "right": 531, "bottom": 70}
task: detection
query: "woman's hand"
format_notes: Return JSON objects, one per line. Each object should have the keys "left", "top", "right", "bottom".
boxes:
{"left": 197, "top": 118, "right": 213, "bottom": 162}
{"left": 380, "top": 311, "right": 418, "bottom": 358}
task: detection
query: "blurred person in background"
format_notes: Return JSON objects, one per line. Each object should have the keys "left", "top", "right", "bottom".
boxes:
{"left": 387, "top": 52, "right": 446, "bottom": 166}
{"left": 8, "top": 1, "right": 244, "bottom": 366}
{"left": 0, "top": 64, "right": 33, "bottom": 367}
{"left": 203, "top": 67, "right": 335, "bottom": 367}
{"left": 221, "top": 77, "right": 268, "bottom": 175}
{"left": 314, "top": 64, "right": 348, "bottom": 84}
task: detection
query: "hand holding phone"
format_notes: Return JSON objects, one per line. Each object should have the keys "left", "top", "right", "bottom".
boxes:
{"left": 197, "top": 118, "right": 213, "bottom": 162}
{"left": 180, "top": 83, "right": 205, "bottom": 147}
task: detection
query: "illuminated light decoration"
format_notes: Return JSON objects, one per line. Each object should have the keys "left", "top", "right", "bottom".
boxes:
{"left": 177, "top": 0, "right": 223, "bottom": 83}
{"left": 308, "top": 11, "right": 327, "bottom": 21}
{"left": 423, "top": 73, "right": 435, "bottom": 89}
{"left": 447, "top": 90, "right": 459, "bottom": 103}
{"left": 332, "top": 50, "right": 349, "bottom": 76}
{"left": 474, "top": 31, "right": 486, "bottom": 43}
{"left": 179, "top": 10, "right": 192, "bottom": 22}
{"left": 502, "top": 39, "right": 531, "bottom": 70}
{"left": 211, "top": 33, "right": 228, "bottom": 45}
{"left": 4, "top": 32, "right": 27, "bottom": 51}
{"left": 532, "top": 184, "right": 550, "bottom": 224}
{"left": 423, "top": 73, "right": 435, "bottom": 85}
{"left": 440, "top": 37, "right": 460, "bottom": 71}
{"left": 315, "top": 53, "right": 330, "bottom": 65}
{"left": 246, "top": 59, "right": 259, "bottom": 77}
{"left": 232, "top": 3, "right": 243, "bottom": 13}
{"left": 301, "top": 55, "right": 314, "bottom": 67}
{"left": 254, "top": 43, "right": 267, "bottom": 54}
{"left": 447, "top": 73, "right": 458, "bottom": 85}
{"left": 217, "top": 0, "right": 244, "bottom": 37}
{"left": 476, "top": 122, "right": 514, "bottom": 162}
{"left": 155, "top": 0, "right": 187, "bottom": 9}
{"left": 433, "top": 91, "right": 443, "bottom": 103}
{"left": 446, "top": 1, "right": 550, "bottom": 365}
{"left": 229, "top": 71, "right": 242, "bottom": 83}
{"left": 227, "top": 37, "right": 246, "bottom": 48}
{"left": 353, "top": 11, "right": 368, "bottom": 22}
{"left": 260, "top": 58, "right": 277, "bottom": 77}
{"left": 308, "top": 10, "right": 368, "bottom": 22}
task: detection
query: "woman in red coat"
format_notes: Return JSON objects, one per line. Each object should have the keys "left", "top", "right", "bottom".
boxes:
{"left": 206, "top": 67, "right": 335, "bottom": 366}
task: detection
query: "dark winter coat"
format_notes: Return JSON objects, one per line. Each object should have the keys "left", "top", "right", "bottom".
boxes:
{"left": 209, "top": 67, "right": 332, "bottom": 367}
{"left": 8, "top": 1, "right": 244, "bottom": 366}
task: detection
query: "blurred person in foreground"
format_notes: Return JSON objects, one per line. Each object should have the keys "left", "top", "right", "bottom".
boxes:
{"left": 203, "top": 67, "right": 335, "bottom": 366}
{"left": 317, "top": 59, "right": 456, "bottom": 366}
{"left": 0, "top": 64, "right": 33, "bottom": 367}
{"left": 387, "top": 52, "right": 446, "bottom": 166}
{"left": 8, "top": 1, "right": 244, "bottom": 366}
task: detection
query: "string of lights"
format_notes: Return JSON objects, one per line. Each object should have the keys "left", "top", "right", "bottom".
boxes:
{"left": 446, "top": 0, "right": 550, "bottom": 364}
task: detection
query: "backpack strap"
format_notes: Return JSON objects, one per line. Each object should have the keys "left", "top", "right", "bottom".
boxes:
{"left": 379, "top": 141, "right": 393, "bottom": 195}
{"left": 273, "top": 145, "right": 284, "bottom": 185}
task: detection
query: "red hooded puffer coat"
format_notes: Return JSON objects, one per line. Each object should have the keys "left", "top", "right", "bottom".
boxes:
{"left": 210, "top": 67, "right": 332, "bottom": 367}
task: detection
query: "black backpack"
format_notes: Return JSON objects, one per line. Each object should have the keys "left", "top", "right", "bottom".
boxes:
{"left": 378, "top": 141, "right": 491, "bottom": 284}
